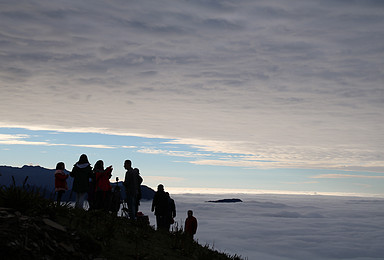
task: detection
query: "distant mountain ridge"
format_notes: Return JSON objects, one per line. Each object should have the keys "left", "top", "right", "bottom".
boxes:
{"left": 207, "top": 198, "right": 243, "bottom": 203}
{"left": 0, "top": 165, "right": 155, "bottom": 201}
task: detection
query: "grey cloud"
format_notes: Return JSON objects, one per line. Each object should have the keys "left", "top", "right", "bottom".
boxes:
{"left": 63, "top": 54, "right": 202, "bottom": 78}
{"left": 138, "top": 71, "right": 158, "bottom": 76}
{"left": 0, "top": 0, "right": 383, "bottom": 172}
{"left": 0, "top": 67, "right": 32, "bottom": 82}
{"left": 261, "top": 41, "right": 317, "bottom": 55}
{"left": 39, "top": 8, "right": 84, "bottom": 20}
{"left": 182, "top": 0, "right": 238, "bottom": 12}
{"left": 75, "top": 77, "right": 109, "bottom": 86}
{"left": 247, "top": 4, "right": 296, "bottom": 20}
{"left": 0, "top": 11, "right": 36, "bottom": 21}
{"left": 113, "top": 18, "right": 187, "bottom": 35}
{"left": 3, "top": 52, "right": 90, "bottom": 64}
{"left": 206, "top": 79, "right": 247, "bottom": 87}
{"left": 323, "top": 0, "right": 384, "bottom": 9}
{"left": 202, "top": 18, "right": 243, "bottom": 30}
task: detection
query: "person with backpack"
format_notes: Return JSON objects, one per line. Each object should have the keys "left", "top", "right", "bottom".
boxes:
{"left": 134, "top": 168, "right": 143, "bottom": 215}
{"left": 71, "top": 154, "right": 93, "bottom": 209}
{"left": 166, "top": 192, "right": 176, "bottom": 231}
{"left": 151, "top": 184, "right": 169, "bottom": 230}
{"left": 123, "top": 160, "right": 139, "bottom": 220}
{"left": 93, "top": 160, "right": 113, "bottom": 211}
{"left": 54, "top": 162, "right": 68, "bottom": 205}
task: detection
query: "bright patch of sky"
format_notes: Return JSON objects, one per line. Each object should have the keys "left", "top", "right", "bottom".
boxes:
{"left": 1, "top": 127, "right": 383, "bottom": 197}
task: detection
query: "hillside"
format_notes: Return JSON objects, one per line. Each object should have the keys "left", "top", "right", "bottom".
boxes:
{"left": 0, "top": 178, "right": 245, "bottom": 260}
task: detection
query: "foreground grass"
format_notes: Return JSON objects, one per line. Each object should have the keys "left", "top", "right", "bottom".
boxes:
{"left": 0, "top": 181, "right": 245, "bottom": 260}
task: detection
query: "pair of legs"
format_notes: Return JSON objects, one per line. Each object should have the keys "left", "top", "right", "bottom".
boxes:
{"left": 95, "top": 191, "right": 111, "bottom": 211}
{"left": 156, "top": 215, "right": 169, "bottom": 230}
{"left": 56, "top": 190, "right": 65, "bottom": 205}
{"left": 75, "top": 192, "right": 87, "bottom": 209}
{"left": 126, "top": 195, "right": 137, "bottom": 220}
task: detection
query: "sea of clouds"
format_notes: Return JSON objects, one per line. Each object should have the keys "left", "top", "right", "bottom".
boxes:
{"left": 139, "top": 194, "right": 384, "bottom": 260}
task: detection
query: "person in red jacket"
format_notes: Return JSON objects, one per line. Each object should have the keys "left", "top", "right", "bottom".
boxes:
{"left": 93, "top": 160, "right": 113, "bottom": 211}
{"left": 55, "top": 162, "right": 68, "bottom": 205}
{"left": 184, "top": 210, "right": 198, "bottom": 239}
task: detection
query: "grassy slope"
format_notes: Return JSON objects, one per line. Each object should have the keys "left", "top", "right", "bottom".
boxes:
{"left": 0, "top": 182, "right": 245, "bottom": 260}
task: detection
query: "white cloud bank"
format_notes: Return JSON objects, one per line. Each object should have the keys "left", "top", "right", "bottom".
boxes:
{"left": 0, "top": 0, "right": 383, "bottom": 172}
{"left": 140, "top": 193, "right": 384, "bottom": 260}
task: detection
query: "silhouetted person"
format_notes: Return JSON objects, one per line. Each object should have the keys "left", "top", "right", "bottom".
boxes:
{"left": 88, "top": 164, "right": 97, "bottom": 210}
{"left": 166, "top": 192, "right": 176, "bottom": 231}
{"left": 185, "top": 210, "right": 198, "bottom": 239}
{"left": 124, "top": 160, "right": 139, "bottom": 220}
{"left": 93, "top": 160, "right": 113, "bottom": 211}
{"left": 54, "top": 162, "right": 68, "bottom": 205}
{"left": 151, "top": 184, "right": 169, "bottom": 230}
{"left": 71, "top": 154, "right": 92, "bottom": 209}
{"left": 134, "top": 168, "right": 143, "bottom": 215}
{"left": 110, "top": 177, "right": 121, "bottom": 215}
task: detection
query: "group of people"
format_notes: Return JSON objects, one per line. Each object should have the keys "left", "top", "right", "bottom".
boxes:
{"left": 54, "top": 154, "right": 142, "bottom": 216}
{"left": 54, "top": 154, "right": 197, "bottom": 238}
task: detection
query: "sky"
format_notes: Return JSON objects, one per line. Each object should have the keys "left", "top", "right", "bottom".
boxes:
{"left": 143, "top": 194, "right": 384, "bottom": 260}
{"left": 0, "top": 0, "right": 384, "bottom": 196}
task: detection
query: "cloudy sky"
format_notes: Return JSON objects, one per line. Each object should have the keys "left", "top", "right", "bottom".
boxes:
{"left": 1, "top": 0, "right": 383, "bottom": 196}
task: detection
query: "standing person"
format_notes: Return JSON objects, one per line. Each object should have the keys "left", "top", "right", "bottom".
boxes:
{"left": 110, "top": 177, "right": 122, "bottom": 215}
{"left": 54, "top": 162, "right": 68, "bottom": 205}
{"left": 88, "top": 164, "right": 97, "bottom": 210}
{"left": 93, "top": 160, "right": 113, "bottom": 211}
{"left": 134, "top": 168, "right": 143, "bottom": 214}
{"left": 151, "top": 184, "right": 169, "bottom": 230}
{"left": 184, "top": 210, "right": 198, "bottom": 239}
{"left": 70, "top": 154, "right": 92, "bottom": 209}
{"left": 123, "top": 160, "right": 138, "bottom": 220}
{"left": 166, "top": 192, "right": 176, "bottom": 231}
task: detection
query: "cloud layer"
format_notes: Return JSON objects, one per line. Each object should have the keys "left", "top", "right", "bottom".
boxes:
{"left": 1, "top": 0, "right": 383, "bottom": 172}
{"left": 141, "top": 193, "right": 384, "bottom": 260}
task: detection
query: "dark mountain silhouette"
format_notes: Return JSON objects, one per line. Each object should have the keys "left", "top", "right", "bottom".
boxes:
{"left": 0, "top": 165, "right": 60, "bottom": 189}
{"left": 0, "top": 165, "right": 155, "bottom": 201}
{"left": 207, "top": 198, "right": 243, "bottom": 203}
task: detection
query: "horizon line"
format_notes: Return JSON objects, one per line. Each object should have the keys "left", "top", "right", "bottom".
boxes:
{"left": 163, "top": 187, "right": 384, "bottom": 198}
